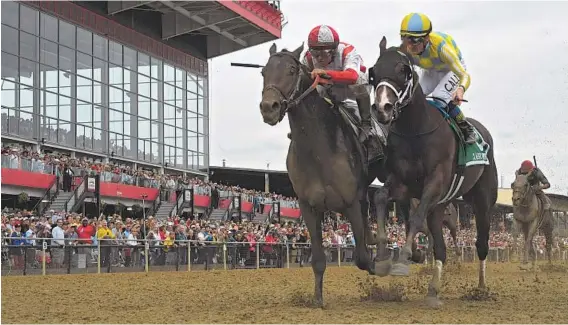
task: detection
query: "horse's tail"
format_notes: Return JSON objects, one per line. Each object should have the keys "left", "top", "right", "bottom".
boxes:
{"left": 485, "top": 129, "right": 499, "bottom": 206}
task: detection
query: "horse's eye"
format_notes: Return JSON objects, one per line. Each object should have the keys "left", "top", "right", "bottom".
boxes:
{"left": 288, "top": 66, "right": 297, "bottom": 75}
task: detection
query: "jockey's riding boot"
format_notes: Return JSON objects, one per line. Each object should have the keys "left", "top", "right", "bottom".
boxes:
{"left": 535, "top": 190, "right": 552, "bottom": 211}
{"left": 457, "top": 119, "right": 476, "bottom": 145}
{"left": 355, "top": 88, "right": 373, "bottom": 143}
{"left": 448, "top": 102, "right": 476, "bottom": 145}
{"left": 287, "top": 132, "right": 292, "bottom": 140}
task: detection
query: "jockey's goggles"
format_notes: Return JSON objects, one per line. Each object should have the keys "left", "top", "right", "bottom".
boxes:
{"left": 309, "top": 48, "right": 335, "bottom": 57}
{"left": 404, "top": 36, "right": 426, "bottom": 44}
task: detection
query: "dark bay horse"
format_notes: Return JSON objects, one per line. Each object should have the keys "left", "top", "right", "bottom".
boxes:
{"left": 370, "top": 37, "right": 498, "bottom": 306}
{"left": 259, "top": 43, "right": 387, "bottom": 306}
{"left": 511, "top": 172, "right": 554, "bottom": 270}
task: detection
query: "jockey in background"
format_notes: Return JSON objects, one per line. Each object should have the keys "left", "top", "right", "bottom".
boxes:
{"left": 516, "top": 160, "right": 552, "bottom": 214}
{"left": 399, "top": 12, "right": 476, "bottom": 144}
{"left": 287, "top": 25, "right": 372, "bottom": 143}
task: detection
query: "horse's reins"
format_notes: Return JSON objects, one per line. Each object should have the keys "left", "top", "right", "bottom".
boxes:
{"left": 261, "top": 52, "right": 332, "bottom": 121}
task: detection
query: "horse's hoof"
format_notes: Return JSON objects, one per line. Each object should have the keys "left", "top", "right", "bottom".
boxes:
{"left": 390, "top": 263, "right": 410, "bottom": 277}
{"left": 374, "top": 259, "right": 392, "bottom": 277}
{"left": 425, "top": 296, "right": 443, "bottom": 308}
{"left": 412, "top": 249, "right": 425, "bottom": 263}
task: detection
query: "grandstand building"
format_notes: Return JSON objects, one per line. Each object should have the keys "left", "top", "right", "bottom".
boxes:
{"left": 1, "top": 1, "right": 284, "bottom": 216}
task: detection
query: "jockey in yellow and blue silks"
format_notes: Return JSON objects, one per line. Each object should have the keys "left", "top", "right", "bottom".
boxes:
{"left": 400, "top": 13, "right": 476, "bottom": 144}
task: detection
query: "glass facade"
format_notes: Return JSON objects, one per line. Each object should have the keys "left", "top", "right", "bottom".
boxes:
{"left": 1, "top": 2, "right": 209, "bottom": 171}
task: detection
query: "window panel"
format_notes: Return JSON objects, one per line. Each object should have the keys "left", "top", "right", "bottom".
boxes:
{"left": 175, "top": 106, "right": 183, "bottom": 127}
{"left": 138, "top": 119, "right": 150, "bottom": 139}
{"left": 109, "top": 41, "right": 122, "bottom": 66}
{"left": 123, "top": 46, "right": 136, "bottom": 70}
{"left": 109, "top": 87, "right": 123, "bottom": 108}
{"left": 109, "top": 109, "right": 123, "bottom": 133}
{"left": 197, "top": 96, "right": 205, "bottom": 115}
{"left": 150, "top": 57, "right": 161, "bottom": 79}
{"left": 20, "top": 87, "right": 34, "bottom": 113}
{"left": 39, "top": 66, "right": 56, "bottom": 90}
{"left": 93, "top": 34, "right": 107, "bottom": 60}
{"left": 1, "top": 81, "right": 17, "bottom": 109}
{"left": 20, "top": 4, "right": 39, "bottom": 35}
{"left": 164, "top": 64, "right": 175, "bottom": 84}
{"left": 150, "top": 79, "right": 158, "bottom": 100}
{"left": 151, "top": 100, "right": 159, "bottom": 120}
{"left": 59, "top": 99, "right": 71, "bottom": 122}
{"left": 94, "top": 106, "right": 102, "bottom": 124}
{"left": 40, "top": 13, "right": 58, "bottom": 41}
{"left": 19, "top": 58, "right": 36, "bottom": 88}
{"left": 2, "top": 1, "right": 19, "bottom": 29}
{"left": 18, "top": 112, "right": 34, "bottom": 139}
{"left": 187, "top": 112, "right": 197, "bottom": 133}
{"left": 187, "top": 73, "right": 198, "bottom": 94}
{"left": 187, "top": 151, "right": 197, "bottom": 170}
{"left": 124, "top": 92, "right": 132, "bottom": 114}
{"left": 164, "top": 83, "right": 175, "bottom": 105}
{"left": 77, "top": 53, "right": 93, "bottom": 79}
{"left": 138, "top": 53, "right": 150, "bottom": 76}
{"left": 198, "top": 153, "right": 205, "bottom": 169}
{"left": 1, "top": 52, "right": 18, "bottom": 82}
{"left": 176, "top": 127, "right": 183, "bottom": 147}
{"left": 59, "top": 20, "right": 76, "bottom": 49}
{"left": 59, "top": 45, "right": 74, "bottom": 72}
{"left": 76, "top": 77, "right": 92, "bottom": 103}
{"left": 93, "top": 127, "right": 103, "bottom": 152}
{"left": 77, "top": 27, "right": 93, "bottom": 55}
{"left": 42, "top": 91, "right": 58, "bottom": 119}
{"left": 2, "top": 26, "right": 19, "bottom": 56}
{"left": 175, "top": 87, "right": 183, "bottom": 108}
{"left": 20, "top": 32, "right": 38, "bottom": 61}
{"left": 138, "top": 96, "right": 150, "bottom": 119}
{"left": 175, "top": 68, "right": 184, "bottom": 88}
{"left": 198, "top": 115, "right": 205, "bottom": 134}
{"left": 187, "top": 96, "right": 197, "bottom": 113}
{"left": 164, "top": 125, "right": 175, "bottom": 146}
{"left": 138, "top": 74, "right": 150, "bottom": 96}
{"left": 93, "top": 82, "right": 102, "bottom": 104}
{"left": 151, "top": 142, "right": 160, "bottom": 163}
{"left": 59, "top": 70, "right": 72, "bottom": 97}
{"left": 124, "top": 68, "right": 132, "bottom": 92}
{"left": 164, "top": 104, "right": 175, "bottom": 126}
{"left": 93, "top": 58, "right": 105, "bottom": 83}
{"left": 151, "top": 120, "right": 158, "bottom": 140}
{"left": 124, "top": 114, "right": 131, "bottom": 137}
{"left": 40, "top": 39, "right": 58, "bottom": 68}
{"left": 198, "top": 76, "right": 206, "bottom": 96}
{"left": 109, "top": 65, "right": 122, "bottom": 86}
{"left": 77, "top": 102, "right": 93, "bottom": 124}
{"left": 188, "top": 131, "right": 198, "bottom": 151}
{"left": 198, "top": 134, "right": 207, "bottom": 154}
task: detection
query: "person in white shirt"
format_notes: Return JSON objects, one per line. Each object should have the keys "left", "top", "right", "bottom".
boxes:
{"left": 51, "top": 219, "right": 66, "bottom": 268}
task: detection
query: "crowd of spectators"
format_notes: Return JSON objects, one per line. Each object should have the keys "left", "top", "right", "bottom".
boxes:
{"left": 1, "top": 144, "right": 300, "bottom": 209}
{"left": 2, "top": 142, "right": 568, "bottom": 271}
{"left": 3, "top": 207, "right": 567, "bottom": 271}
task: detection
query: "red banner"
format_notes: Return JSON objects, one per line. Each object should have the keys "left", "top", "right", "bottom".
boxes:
{"left": 263, "top": 204, "right": 272, "bottom": 215}
{"left": 241, "top": 201, "right": 253, "bottom": 213}
{"left": 194, "top": 195, "right": 210, "bottom": 207}
{"left": 218, "top": 199, "right": 231, "bottom": 209}
{"left": 1, "top": 168, "right": 56, "bottom": 189}
{"left": 281, "top": 207, "right": 301, "bottom": 219}
{"left": 99, "top": 182, "right": 159, "bottom": 201}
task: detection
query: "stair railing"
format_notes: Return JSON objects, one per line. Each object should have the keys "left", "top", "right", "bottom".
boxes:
{"left": 64, "top": 175, "right": 86, "bottom": 213}
{"left": 32, "top": 176, "right": 60, "bottom": 214}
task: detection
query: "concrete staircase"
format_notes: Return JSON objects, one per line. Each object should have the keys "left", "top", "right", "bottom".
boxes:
{"left": 47, "top": 191, "right": 74, "bottom": 213}
{"left": 154, "top": 201, "right": 176, "bottom": 219}
{"left": 209, "top": 208, "right": 227, "bottom": 221}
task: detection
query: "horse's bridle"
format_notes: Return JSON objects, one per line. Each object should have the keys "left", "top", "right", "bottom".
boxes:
{"left": 374, "top": 50, "right": 418, "bottom": 121}
{"left": 261, "top": 52, "right": 329, "bottom": 122}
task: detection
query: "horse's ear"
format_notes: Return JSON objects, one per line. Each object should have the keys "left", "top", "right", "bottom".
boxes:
{"left": 379, "top": 36, "right": 387, "bottom": 55}
{"left": 292, "top": 42, "right": 304, "bottom": 59}
{"left": 269, "top": 43, "right": 277, "bottom": 55}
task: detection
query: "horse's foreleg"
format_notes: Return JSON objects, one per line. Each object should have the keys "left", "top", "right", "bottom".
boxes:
{"left": 372, "top": 186, "right": 392, "bottom": 276}
{"left": 392, "top": 173, "right": 443, "bottom": 277}
{"left": 425, "top": 205, "right": 447, "bottom": 308}
{"left": 344, "top": 199, "right": 374, "bottom": 274}
{"left": 299, "top": 200, "right": 326, "bottom": 307}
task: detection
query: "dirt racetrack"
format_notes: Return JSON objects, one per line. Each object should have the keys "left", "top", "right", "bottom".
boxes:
{"left": 2, "top": 262, "right": 568, "bottom": 324}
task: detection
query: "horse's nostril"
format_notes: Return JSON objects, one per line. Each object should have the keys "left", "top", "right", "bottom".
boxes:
{"left": 271, "top": 101, "right": 280, "bottom": 110}
{"left": 384, "top": 103, "right": 393, "bottom": 111}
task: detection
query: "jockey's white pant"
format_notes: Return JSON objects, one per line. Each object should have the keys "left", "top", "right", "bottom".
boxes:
{"left": 416, "top": 58, "right": 467, "bottom": 105}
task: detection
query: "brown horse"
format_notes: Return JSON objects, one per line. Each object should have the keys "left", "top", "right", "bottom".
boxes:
{"left": 259, "top": 43, "right": 388, "bottom": 307}
{"left": 511, "top": 172, "right": 554, "bottom": 270}
{"left": 370, "top": 38, "right": 498, "bottom": 307}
